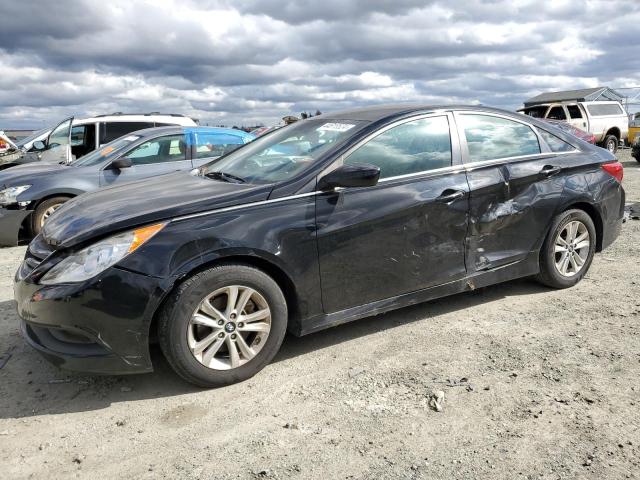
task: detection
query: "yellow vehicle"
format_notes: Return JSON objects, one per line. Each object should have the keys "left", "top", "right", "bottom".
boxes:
{"left": 629, "top": 113, "right": 640, "bottom": 145}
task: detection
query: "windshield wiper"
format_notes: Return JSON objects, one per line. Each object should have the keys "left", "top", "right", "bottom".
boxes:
{"left": 206, "top": 171, "right": 246, "bottom": 184}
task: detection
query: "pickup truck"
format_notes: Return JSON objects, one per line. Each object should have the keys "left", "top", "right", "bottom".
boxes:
{"left": 518, "top": 101, "right": 628, "bottom": 153}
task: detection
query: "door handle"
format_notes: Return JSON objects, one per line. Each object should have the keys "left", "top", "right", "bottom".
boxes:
{"left": 436, "top": 190, "right": 465, "bottom": 203}
{"left": 540, "top": 165, "right": 561, "bottom": 177}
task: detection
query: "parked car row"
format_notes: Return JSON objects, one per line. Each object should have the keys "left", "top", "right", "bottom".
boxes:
{"left": 0, "top": 124, "right": 254, "bottom": 245}
{"left": 11, "top": 104, "right": 625, "bottom": 387}
{"left": 0, "top": 113, "right": 198, "bottom": 170}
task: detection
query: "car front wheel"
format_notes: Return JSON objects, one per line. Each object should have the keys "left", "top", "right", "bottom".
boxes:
{"left": 536, "top": 209, "right": 596, "bottom": 289}
{"left": 158, "top": 263, "right": 288, "bottom": 387}
{"left": 31, "top": 196, "right": 70, "bottom": 236}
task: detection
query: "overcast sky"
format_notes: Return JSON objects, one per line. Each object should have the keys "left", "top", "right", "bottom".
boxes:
{"left": 1, "top": 0, "right": 639, "bottom": 129}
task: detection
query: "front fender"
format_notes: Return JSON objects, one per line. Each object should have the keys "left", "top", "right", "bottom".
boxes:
{"left": 0, "top": 208, "right": 31, "bottom": 246}
{"left": 117, "top": 195, "right": 323, "bottom": 322}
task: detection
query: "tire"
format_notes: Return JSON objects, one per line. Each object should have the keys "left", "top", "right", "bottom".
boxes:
{"left": 31, "top": 196, "right": 71, "bottom": 235}
{"left": 602, "top": 134, "right": 618, "bottom": 153}
{"left": 158, "top": 263, "right": 288, "bottom": 387}
{"left": 535, "top": 209, "right": 596, "bottom": 289}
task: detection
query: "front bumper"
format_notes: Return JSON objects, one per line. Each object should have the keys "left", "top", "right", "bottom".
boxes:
{"left": 14, "top": 263, "right": 165, "bottom": 375}
{"left": 0, "top": 207, "right": 30, "bottom": 246}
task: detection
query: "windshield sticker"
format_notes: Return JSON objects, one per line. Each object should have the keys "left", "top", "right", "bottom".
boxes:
{"left": 99, "top": 146, "right": 115, "bottom": 156}
{"left": 317, "top": 123, "right": 356, "bottom": 133}
{"left": 123, "top": 135, "right": 140, "bottom": 142}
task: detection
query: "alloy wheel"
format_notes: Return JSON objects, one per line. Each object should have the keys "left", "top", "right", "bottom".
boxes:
{"left": 187, "top": 285, "right": 272, "bottom": 370}
{"left": 553, "top": 220, "right": 590, "bottom": 277}
{"left": 40, "top": 204, "right": 62, "bottom": 228}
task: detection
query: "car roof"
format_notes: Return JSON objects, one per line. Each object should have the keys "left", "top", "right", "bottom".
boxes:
{"left": 319, "top": 104, "right": 523, "bottom": 122}
{"left": 73, "top": 114, "right": 197, "bottom": 126}
{"left": 520, "top": 100, "right": 622, "bottom": 108}
{"left": 126, "top": 126, "right": 255, "bottom": 139}
{"left": 184, "top": 126, "right": 254, "bottom": 138}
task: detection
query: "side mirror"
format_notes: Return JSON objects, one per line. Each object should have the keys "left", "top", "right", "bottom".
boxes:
{"left": 318, "top": 163, "right": 380, "bottom": 190}
{"left": 32, "top": 140, "right": 46, "bottom": 151}
{"left": 110, "top": 157, "right": 133, "bottom": 170}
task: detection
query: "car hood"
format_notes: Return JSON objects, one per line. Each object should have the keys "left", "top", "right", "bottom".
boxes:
{"left": 42, "top": 172, "right": 272, "bottom": 248}
{"left": 0, "top": 162, "right": 68, "bottom": 187}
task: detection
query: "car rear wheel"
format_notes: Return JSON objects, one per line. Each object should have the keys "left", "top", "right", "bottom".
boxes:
{"left": 536, "top": 209, "right": 596, "bottom": 289}
{"left": 603, "top": 134, "right": 618, "bottom": 153}
{"left": 31, "top": 196, "right": 71, "bottom": 236}
{"left": 158, "top": 263, "right": 288, "bottom": 387}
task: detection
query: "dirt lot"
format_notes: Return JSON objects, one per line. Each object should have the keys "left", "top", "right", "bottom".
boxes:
{"left": 1, "top": 151, "right": 639, "bottom": 480}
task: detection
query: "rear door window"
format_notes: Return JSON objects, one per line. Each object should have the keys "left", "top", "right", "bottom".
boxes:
{"left": 345, "top": 116, "right": 452, "bottom": 179}
{"left": 459, "top": 114, "right": 541, "bottom": 162}
{"left": 538, "top": 129, "right": 576, "bottom": 153}
{"left": 567, "top": 105, "right": 583, "bottom": 119}
{"left": 193, "top": 132, "right": 246, "bottom": 159}
{"left": 101, "top": 122, "right": 154, "bottom": 144}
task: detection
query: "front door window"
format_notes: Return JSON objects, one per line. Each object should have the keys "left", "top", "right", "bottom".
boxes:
{"left": 125, "top": 135, "right": 187, "bottom": 165}
{"left": 345, "top": 116, "right": 452, "bottom": 178}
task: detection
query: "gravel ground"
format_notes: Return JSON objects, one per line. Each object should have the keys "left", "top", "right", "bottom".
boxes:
{"left": 0, "top": 151, "right": 639, "bottom": 480}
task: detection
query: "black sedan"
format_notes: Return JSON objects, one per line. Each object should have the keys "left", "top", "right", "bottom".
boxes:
{"left": 14, "top": 105, "right": 625, "bottom": 387}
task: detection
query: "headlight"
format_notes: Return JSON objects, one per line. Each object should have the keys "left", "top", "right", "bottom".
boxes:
{"left": 0, "top": 185, "right": 31, "bottom": 206}
{"left": 40, "top": 223, "right": 165, "bottom": 285}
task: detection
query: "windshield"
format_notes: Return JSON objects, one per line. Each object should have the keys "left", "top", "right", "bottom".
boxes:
{"left": 522, "top": 106, "right": 548, "bottom": 118}
{"left": 202, "top": 119, "right": 366, "bottom": 184}
{"left": 15, "top": 127, "right": 50, "bottom": 148}
{"left": 70, "top": 135, "right": 141, "bottom": 167}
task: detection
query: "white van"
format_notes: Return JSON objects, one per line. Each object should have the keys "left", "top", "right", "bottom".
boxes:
{"left": 518, "top": 101, "right": 628, "bottom": 153}
{"left": 1, "top": 113, "right": 198, "bottom": 168}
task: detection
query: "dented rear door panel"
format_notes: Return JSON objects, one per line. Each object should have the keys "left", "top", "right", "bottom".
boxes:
{"left": 464, "top": 152, "right": 594, "bottom": 274}
{"left": 466, "top": 157, "right": 564, "bottom": 273}
{"left": 499, "top": 154, "right": 572, "bottom": 258}
{"left": 464, "top": 155, "right": 571, "bottom": 273}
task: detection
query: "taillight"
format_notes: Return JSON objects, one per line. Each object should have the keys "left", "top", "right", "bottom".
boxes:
{"left": 601, "top": 162, "right": 623, "bottom": 182}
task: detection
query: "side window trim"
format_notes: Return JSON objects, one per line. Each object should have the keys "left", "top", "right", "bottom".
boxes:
{"left": 320, "top": 111, "right": 461, "bottom": 183}
{"left": 453, "top": 111, "right": 548, "bottom": 165}
{"left": 461, "top": 150, "right": 578, "bottom": 172}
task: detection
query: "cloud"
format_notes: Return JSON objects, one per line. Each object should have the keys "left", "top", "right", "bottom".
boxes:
{"left": 0, "top": 0, "right": 639, "bottom": 129}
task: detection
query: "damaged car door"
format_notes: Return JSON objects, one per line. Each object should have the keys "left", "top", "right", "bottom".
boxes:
{"left": 455, "top": 112, "right": 569, "bottom": 273}
{"left": 316, "top": 114, "right": 469, "bottom": 313}
{"left": 39, "top": 117, "right": 73, "bottom": 164}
